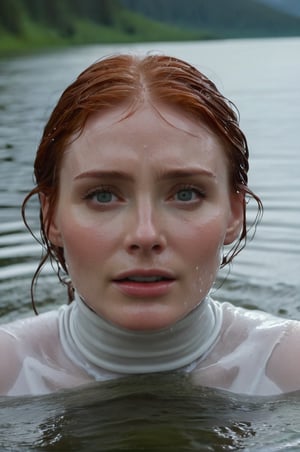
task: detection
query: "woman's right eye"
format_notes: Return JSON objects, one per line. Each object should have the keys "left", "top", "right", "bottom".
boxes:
{"left": 84, "top": 189, "right": 118, "bottom": 204}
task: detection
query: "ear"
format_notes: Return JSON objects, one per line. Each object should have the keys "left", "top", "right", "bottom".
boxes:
{"left": 224, "top": 191, "right": 245, "bottom": 245}
{"left": 40, "top": 193, "right": 63, "bottom": 247}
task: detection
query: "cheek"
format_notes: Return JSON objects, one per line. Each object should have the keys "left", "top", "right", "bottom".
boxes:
{"left": 176, "top": 214, "right": 226, "bottom": 262}
{"left": 178, "top": 219, "right": 224, "bottom": 303}
{"left": 60, "top": 219, "right": 119, "bottom": 271}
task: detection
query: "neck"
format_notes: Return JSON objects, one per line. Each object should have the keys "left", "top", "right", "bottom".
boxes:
{"left": 59, "top": 294, "right": 222, "bottom": 376}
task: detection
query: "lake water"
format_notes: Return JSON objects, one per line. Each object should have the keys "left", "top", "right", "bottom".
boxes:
{"left": 0, "top": 37, "right": 300, "bottom": 450}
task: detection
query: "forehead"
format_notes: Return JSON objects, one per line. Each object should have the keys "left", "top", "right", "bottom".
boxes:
{"left": 63, "top": 102, "right": 228, "bottom": 175}
{"left": 83, "top": 101, "right": 217, "bottom": 141}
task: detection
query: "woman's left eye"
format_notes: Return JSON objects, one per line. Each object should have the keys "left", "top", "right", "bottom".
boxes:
{"left": 174, "top": 188, "right": 203, "bottom": 202}
{"left": 95, "top": 191, "right": 115, "bottom": 203}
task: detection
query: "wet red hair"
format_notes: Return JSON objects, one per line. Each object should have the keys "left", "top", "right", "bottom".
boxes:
{"left": 22, "top": 53, "right": 262, "bottom": 311}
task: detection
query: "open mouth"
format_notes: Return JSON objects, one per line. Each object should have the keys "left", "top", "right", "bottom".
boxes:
{"left": 113, "top": 272, "right": 175, "bottom": 297}
{"left": 121, "top": 276, "right": 171, "bottom": 283}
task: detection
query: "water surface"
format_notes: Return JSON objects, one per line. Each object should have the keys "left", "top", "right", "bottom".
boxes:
{"left": 0, "top": 38, "right": 300, "bottom": 450}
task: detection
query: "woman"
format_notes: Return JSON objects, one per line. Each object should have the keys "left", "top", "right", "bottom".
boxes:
{"left": 0, "top": 53, "right": 299, "bottom": 396}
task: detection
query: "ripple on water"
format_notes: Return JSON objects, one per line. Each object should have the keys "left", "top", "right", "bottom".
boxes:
{"left": 1, "top": 375, "right": 300, "bottom": 451}
{"left": 0, "top": 37, "right": 300, "bottom": 451}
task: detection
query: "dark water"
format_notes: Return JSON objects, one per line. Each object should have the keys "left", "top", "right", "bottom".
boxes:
{"left": 0, "top": 38, "right": 300, "bottom": 450}
{"left": 1, "top": 374, "right": 300, "bottom": 452}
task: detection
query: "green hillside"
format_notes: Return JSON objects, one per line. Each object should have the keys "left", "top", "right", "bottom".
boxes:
{"left": 1, "top": 0, "right": 299, "bottom": 56}
{"left": 0, "top": 0, "right": 213, "bottom": 56}
{"left": 121, "top": 0, "right": 300, "bottom": 37}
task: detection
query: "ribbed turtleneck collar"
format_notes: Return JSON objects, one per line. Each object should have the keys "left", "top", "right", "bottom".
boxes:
{"left": 58, "top": 294, "right": 222, "bottom": 377}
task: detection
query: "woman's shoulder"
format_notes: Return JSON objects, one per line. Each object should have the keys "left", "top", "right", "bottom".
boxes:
{"left": 0, "top": 309, "right": 61, "bottom": 393}
{"left": 0, "top": 309, "right": 60, "bottom": 342}
{"left": 200, "top": 299, "right": 300, "bottom": 394}
{"left": 0, "top": 308, "right": 65, "bottom": 369}
{"left": 215, "top": 300, "right": 294, "bottom": 362}
{"left": 216, "top": 299, "right": 291, "bottom": 330}
{"left": 266, "top": 318, "right": 300, "bottom": 393}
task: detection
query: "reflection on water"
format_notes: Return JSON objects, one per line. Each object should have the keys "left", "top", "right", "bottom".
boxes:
{"left": 0, "top": 38, "right": 300, "bottom": 450}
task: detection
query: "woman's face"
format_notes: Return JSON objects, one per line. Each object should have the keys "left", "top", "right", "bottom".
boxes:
{"left": 45, "top": 102, "right": 243, "bottom": 330}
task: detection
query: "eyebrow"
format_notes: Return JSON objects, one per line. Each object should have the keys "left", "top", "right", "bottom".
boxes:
{"left": 74, "top": 170, "right": 132, "bottom": 181}
{"left": 156, "top": 168, "right": 216, "bottom": 180}
{"left": 74, "top": 168, "right": 216, "bottom": 181}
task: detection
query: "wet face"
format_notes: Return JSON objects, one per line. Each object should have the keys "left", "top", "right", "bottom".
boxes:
{"left": 45, "top": 103, "right": 243, "bottom": 330}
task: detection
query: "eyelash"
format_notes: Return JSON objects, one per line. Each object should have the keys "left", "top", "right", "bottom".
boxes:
{"left": 82, "top": 184, "right": 206, "bottom": 204}
{"left": 83, "top": 186, "right": 119, "bottom": 203}
{"left": 172, "top": 185, "right": 206, "bottom": 202}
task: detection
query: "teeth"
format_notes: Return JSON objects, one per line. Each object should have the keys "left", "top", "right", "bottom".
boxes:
{"left": 126, "top": 276, "right": 165, "bottom": 282}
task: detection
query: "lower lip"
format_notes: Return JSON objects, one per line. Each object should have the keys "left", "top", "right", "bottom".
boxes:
{"left": 113, "top": 280, "right": 175, "bottom": 298}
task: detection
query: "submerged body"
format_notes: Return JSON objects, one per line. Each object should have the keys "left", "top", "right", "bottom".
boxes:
{"left": 1, "top": 296, "right": 299, "bottom": 397}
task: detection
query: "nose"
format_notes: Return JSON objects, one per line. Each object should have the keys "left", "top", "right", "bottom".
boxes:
{"left": 124, "top": 199, "right": 167, "bottom": 254}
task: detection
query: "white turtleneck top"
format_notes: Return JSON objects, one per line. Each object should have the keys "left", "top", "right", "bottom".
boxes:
{"left": 0, "top": 296, "right": 299, "bottom": 397}
{"left": 58, "top": 294, "right": 222, "bottom": 376}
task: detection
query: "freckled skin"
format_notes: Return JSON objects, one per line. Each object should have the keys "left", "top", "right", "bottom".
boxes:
{"left": 45, "top": 103, "right": 243, "bottom": 331}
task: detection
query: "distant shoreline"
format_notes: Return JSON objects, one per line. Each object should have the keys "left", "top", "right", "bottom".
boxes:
{"left": 1, "top": 0, "right": 299, "bottom": 58}
{"left": 0, "top": 18, "right": 215, "bottom": 58}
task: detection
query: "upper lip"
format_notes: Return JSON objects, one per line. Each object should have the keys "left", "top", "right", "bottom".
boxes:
{"left": 113, "top": 269, "right": 176, "bottom": 281}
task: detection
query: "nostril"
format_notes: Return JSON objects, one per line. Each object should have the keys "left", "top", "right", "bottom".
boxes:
{"left": 129, "top": 243, "right": 140, "bottom": 251}
{"left": 127, "top": 241, "right": 164, "bottom": 253}
{"left": 152, "top": 243, "right": 162, "bottom": 251}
